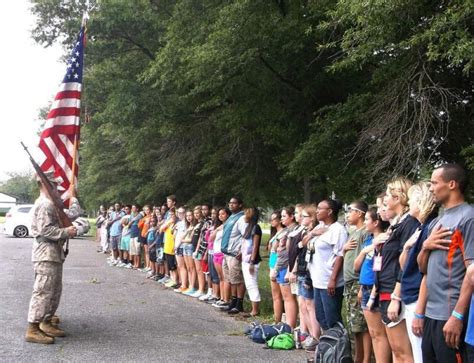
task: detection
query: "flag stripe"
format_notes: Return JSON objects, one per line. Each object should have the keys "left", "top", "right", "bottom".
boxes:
{"left": 44, "top": 115, "right": 80, "bottom": 129}
{"left": 55, "top": 90, "right": 81, "bottom": 100}
{"left": 41, "top": 125, "right": 80, "bottom": 138}
{"left": 38, "top": 26, "right": 85, "bottom": 206}
{"left": 51, "top": 98, "right": 81, "bottom": 109}
{"left": 47, "top": 107, "right": 81, "bottom": 119}
{"left": 58, "top": 82, "right": 82, "bottom": 92}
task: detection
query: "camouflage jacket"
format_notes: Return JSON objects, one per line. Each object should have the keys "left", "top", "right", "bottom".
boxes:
{"left": 31, "top": 194, "right": 81, "bottom": 263}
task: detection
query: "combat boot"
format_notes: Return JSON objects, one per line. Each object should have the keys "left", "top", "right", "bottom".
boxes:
{"left": 51, "top": 315, "right": 60, "bottom": 326}
{"left": 25, "top": 323, "right": 55, "bottom": 344}
{"left": 40, "top": 321, "right": 66, "bottom": 337}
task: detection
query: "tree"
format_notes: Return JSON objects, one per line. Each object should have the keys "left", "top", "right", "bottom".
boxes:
{"left": 29, "top": 0, "right": 473, "bottom": 209}
{"left": 0, "top": 172, "right": 38, "bottom": 203}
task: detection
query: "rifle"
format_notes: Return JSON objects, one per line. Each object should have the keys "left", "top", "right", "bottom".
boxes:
{"left": 21, "top": 142, "right": 74, "bottom": 254}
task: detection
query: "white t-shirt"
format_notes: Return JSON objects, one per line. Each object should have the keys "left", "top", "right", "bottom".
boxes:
{"left": 174, "top": 220, "right": 187, "bottom": 249}
{"left": 213, "top": 228, "right": 224, "bottom": 254}
{"left": 308, "top": 221, "right": 348, "bottom": 289}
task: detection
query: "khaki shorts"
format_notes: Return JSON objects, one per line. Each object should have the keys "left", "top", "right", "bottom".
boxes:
{"left": 129, "top": 237, "right": 141, "bottom": 256}
{"left": 344, "top": 280, "right": 368, "bottom": 334}
{"left": 222, "top": 255, "right": 244, "bottom": 284}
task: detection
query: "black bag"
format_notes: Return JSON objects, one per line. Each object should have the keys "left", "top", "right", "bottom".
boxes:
{"left": 314, "top": 322, "right": 352, "bottom": 363}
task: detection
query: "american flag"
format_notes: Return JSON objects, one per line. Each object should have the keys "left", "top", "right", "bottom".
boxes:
{"left": 38, "top": 26, "right": 86, "bottom": 205}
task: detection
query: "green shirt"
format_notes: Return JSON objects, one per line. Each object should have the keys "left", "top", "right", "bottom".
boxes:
{"left": 343, "top": 227, "right": 368, "bottom": 283}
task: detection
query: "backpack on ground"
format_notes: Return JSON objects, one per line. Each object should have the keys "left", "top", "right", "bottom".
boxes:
{"left": 249, "top": 322, "right": 292, "bottom": 344}
{"left": 314, "top": 322, "right": 352, "bottom": 363}
{"left": 266, "top": 333, "right": 295, "bottom": 350}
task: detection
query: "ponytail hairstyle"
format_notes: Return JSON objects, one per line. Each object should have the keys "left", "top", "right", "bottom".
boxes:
{"left": 323, "top": 198, "right": 343, "bottom": 223}
{"left": 386, "top": 177, "right": 413, "bottom": 212}
{"left": 408, "top": 182, "right": 438, "bottom": 224}
{"left": 244, "top": 207, "right": 260, "bottom": 239}
{"left": 367, "top": 207, "right": 390, "bottom": 232}
{"left": 282, "top": 206, "right": 296, "bottom": 224}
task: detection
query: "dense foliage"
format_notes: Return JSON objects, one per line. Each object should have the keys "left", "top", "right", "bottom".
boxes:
{"left": 0, "top": 172, "right": 39, "bottom": 204}
{"left": 29, "top": 0, "right": 473, "bottom": 211}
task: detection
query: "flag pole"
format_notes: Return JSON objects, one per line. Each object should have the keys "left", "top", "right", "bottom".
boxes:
{"left": 68, "top": 13, "right": 88, "bottom": 196}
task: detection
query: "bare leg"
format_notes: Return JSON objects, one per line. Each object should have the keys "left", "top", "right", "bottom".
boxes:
{"left": 363, "top": 310, "right": 391, "bottom": 363}
{"left": 385, "top": 320, "right": 413, "bottom": 363}
{"left": 304, "top": 298, "right": 321, "bottom": 339}
{"left": 270, "top": 279, "right": 283, "bottom": 323}
{"left": 194, "top": 259, "right": 205, "bottom": 293}
{"left": 280, "top": 284, "right": 298, "bottom": 328}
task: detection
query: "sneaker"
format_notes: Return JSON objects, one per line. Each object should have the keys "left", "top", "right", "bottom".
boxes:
{"left": 174, "top": 286, "right": 187, "bottom": 293}
{"left": 183, "top": 288, "right": 197, "bottom": 296}
{"left": 125, "top": 263, "right": 133, "bottom": 269}
{"left": 303, "top": 336, "right": 319, "bottom": 352}
{"left": 146, "top": 271, "right": 154, "bottom": 278}
{"left": 152, "top": 275, "right": 161, "bottom": 281}
{"left": 199, "top": 292, "right": 211, "bottom": 301}
{"left": 164, "top": 279, "right": 176, "bottom": 288}
{"left": 190, "top": 290, "right": 204, "bottom": 298}
{"left": 206, "top": 296, "right": 219, "bottom": 304}
{"left": 227, "top": 307, "right": 240, "bottom": 315}
{"left": 158, "top": 276, "right": 170, "bottom": 284}
{"left": 212, "top": 300, "right": 229, "bottom": 309}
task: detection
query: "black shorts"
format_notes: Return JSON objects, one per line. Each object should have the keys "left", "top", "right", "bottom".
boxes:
{"left": 164, "top": 253, "right": 177, "bottom": 271}
{"left": 138, "top": 235, "right": 146, "bottom": 244}
{"left": 149, "top": 248, "right": 157, "bottom": 263}
{"left": 379, "top": 299, "right": 403, "bottom": 327}
{"left": 422, "top": 317, "right": 468, "bottom": 362}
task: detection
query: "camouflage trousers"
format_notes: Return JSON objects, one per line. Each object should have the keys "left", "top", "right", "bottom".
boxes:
{"left": 344, "top": 280, "right": 368, "bottom": 334}
{"left": 27, "top": 261, "right": 63, "bottom": 323}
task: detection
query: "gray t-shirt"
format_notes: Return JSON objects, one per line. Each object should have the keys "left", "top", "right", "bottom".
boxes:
{"left": 426, "top": 203, "right": 474, "bottom": 320}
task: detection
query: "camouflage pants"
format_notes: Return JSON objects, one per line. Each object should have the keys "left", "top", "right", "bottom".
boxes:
{"left": 27, "top": 261, "right": 63, "bottom": 323}
{"left": 344, "top": 280, "right": 368, "bottom": 334}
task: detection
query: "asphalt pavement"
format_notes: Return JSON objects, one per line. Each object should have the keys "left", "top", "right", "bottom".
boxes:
{"left": 0, "top": 234, "right": 306, "bottom": 362}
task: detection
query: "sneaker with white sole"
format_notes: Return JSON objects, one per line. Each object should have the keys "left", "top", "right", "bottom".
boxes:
{"left": 212, "top": 300, "right": 229, "bottom": 309}
{"left": 190, "top": 290, "right": 204, "bottom": 298}
{"left": 158, "top": 276, "right": 170, "bottom": 284}
{"left": 206, "top": 296, "right": 220, "bottom": 304}
{"left": 303, "top": 336, "right": 319, "bottom": 351}
{"left": 183, "top": 288, "right": 197, "bottom": 296}
{"left": 199, "top": 292, "right": 212, "bottom": 301}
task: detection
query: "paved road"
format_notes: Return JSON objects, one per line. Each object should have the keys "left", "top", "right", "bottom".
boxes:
{"left": 0, "top": 234, "right": 305, "bottom": 362}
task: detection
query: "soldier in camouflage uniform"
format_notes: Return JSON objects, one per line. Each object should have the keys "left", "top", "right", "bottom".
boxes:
{"left": 25, "top": 172, "right": 80, "bottom": 344}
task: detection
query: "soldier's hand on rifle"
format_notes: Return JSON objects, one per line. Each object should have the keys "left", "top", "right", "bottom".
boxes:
{"left": 66, "top": 226, "right": 77, "bottom": 237}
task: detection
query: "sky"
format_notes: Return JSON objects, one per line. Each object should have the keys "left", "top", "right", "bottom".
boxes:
{"left": 0, "top": 0, "right": 65, "bottom": 181}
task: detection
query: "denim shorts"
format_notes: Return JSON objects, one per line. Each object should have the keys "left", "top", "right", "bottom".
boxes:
{"left": 297, "top": 276, "right": 313, "bottom": 299}
{"left": 208, "top": 253, "right": 219, "bottom": 284}
{"left": 360, "top": 284, "right": 379, "bottom": 312}
{"left": 176, "top": 246, "right": 184, "bottom": 257}
{"left": 276, "top": 268, "right": 289, "bottom": 285}
{"left": 111, "top": 235, "right": 121, "bottom": 250}
{"left": 182, "top": 243, "right": 194, "bottom": 256}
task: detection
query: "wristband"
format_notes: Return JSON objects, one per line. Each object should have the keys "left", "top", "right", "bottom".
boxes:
{"left": 390, "top": 293, "right": 402, "bottom": 302}
{"left": 452, "top": 310, "right": 464, "bottom": 321}
{"left": 414, "top": 313, "right": 425, "bottom": 319}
